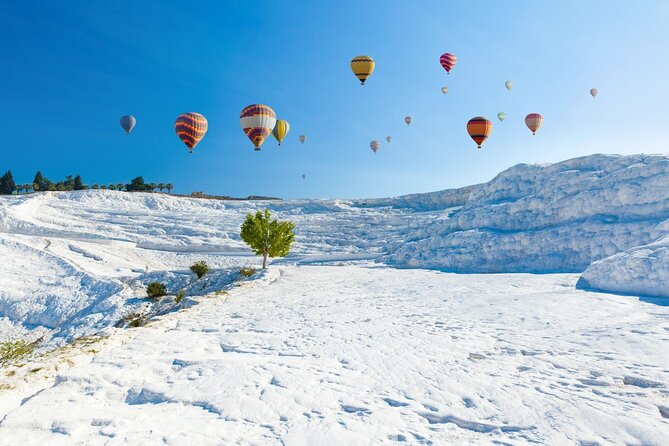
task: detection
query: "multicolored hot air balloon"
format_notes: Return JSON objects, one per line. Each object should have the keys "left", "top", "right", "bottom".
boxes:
{"left": 386, "top": 136, "right": 392, "bottom": 143}
{"left": 497, "top": 112, "right": 506, "bottom": 122}
{"left": 440, "top": 52, "right": 457, "bottom": 74}
{"left": 240, "top": 104, "right": 277, "bottom": 151}
{"left": 302, "top": 174, "right": 306, "bottom": 180}
{"left": 467, "top": 117, "right": 493, "bottom": 149}
{"left": 120, "top": 115, "right": 136, "bottom": 135}
{"left": 370, "top": 140, "right": 381, "bottom": 153}
{"left": 299, "top": 135, "right": 306, "bottom": 144}
{"left": 590, "top": 88, "right": 598, "bottom": 98}
{"left": 404, "top": 116, "right": 412, "bottom": 126}
{"left": 441, "top": 86, "right": 449, "bottom": 94}
{"left": 351, "top": 55, "right": 375, "bottom": 85}
{"left": 525, "top": 113, "right": 543, "bottom": 135}
{"left": 505, "top": 80, "right": 513, "bottom": 91}
{"left": 272, "top": 119, "right": 290, "bottom": 145}
{"left": 174, "top": 112, "right": 208, "bottom": 153}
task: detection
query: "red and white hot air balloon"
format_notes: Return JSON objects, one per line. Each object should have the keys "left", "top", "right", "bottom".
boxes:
{"left": 440, "top": 52, "right": 457, "bottom": 74}
{"left": 370, "top": 140, "right": 381, "bottom": 153}
{"left": 525, "top": 113, "right": 543, "bottom": 135}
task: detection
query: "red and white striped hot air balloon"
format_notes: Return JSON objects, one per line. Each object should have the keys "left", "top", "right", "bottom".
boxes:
{"left": 370, "top": 140, "right": 381, "bottom": 153}
{"left": 525, "top": 113, "right": 543, "bottom": 135}
{"left": 174, "top": 112, "right": 208, "bottom": 153}
{"left": 240, "top": 104, "right": 277, "bottom": 151}
{"left": 440, "top": 52, "right": 457, "bottom": 74}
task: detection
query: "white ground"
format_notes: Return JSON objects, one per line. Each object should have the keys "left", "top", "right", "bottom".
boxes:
{"left": 1, "top": 266, "right": 668, "bottom": 445}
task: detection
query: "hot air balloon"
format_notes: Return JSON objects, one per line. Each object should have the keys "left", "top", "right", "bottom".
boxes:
{"left": 350, "top": 55, "right": 375, "bottom": 85}
{"left": 525, "top": 113, "right": 543, "bottom": 135}
{"left": 404, "top": 116, "right": 412, "bottom": 126}
{"left": 505, "top": 80, "right": 513, "bottom": 91}
{"left": 120, "top": 115, "right": 136, "bottom": 135}
{"left": 299, "top": 135, "right": 306, "bottom": 144}
{"left": 174, "top": 112, "right": 208, "bottom": 153}
{"left": 590, "top": 88, "right": 598, "bottom": 98}
{"left": 240, "top": 104, "right": 277, "bottom": 151}
{"left": 302, "top": 174, "right": 306, "bottom": 180}
{"left": 386, "top": 136, "right": 392, "bottom": 143}
{"left": 440, "top": 52, "right": 457, "bottom": 74}
{"left": 370, "top": 140, "right": 381, "bottom": 153}
{"left": 467, "top": 117, "right": 493, "bottom": 149}
{"left": 441, "top": 86, "right": 449, "bottom": 94}
{"left": 272, "top": 119, "right": 290, "bottom": 145}
{"left": 497, "top": 112, "right": 506, "bottom": 122}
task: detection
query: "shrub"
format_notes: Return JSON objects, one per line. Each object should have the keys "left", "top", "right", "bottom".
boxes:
{"left": 121, "top": 312, "right": 148, "bottom": 328}
{"left": 0, "top": 340, "right": 34, "bottom": 365}
{"left": 175, "top": 290, "right": 185, "bottom": 304}
{"left": 239, "top": 267, "right": 257, "bottom": 278}
{"left": 146, "top": 281, "right": 167, "bottom": 299}
{"left": 190, "top": 261, "right": 209, "bottom": 279}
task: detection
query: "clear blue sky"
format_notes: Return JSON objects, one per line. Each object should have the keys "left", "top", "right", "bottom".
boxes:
{"left": 1, "top": 1, "right": 668, "bottom": 198}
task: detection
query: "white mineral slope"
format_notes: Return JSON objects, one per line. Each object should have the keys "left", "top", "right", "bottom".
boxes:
{"left": 385, "top": 154, "right": 669, "bottom": 273}
{"left": 1, "top": 266, "right": 668, "bottom": 445}
{"left": 578, "top": 233, "right": 669, "bottom": 299}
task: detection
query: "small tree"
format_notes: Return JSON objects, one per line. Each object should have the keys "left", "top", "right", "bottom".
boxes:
{"left": 116, "top": 183, "right": 124, "bottom": 191}
{"left": 100, "top": 185, "right": 107, "bottom": 190}
{"left": 240, "top": 209, "right": 295, "bottom": 269}
{"left": 146, "top": 282, "right": 167, "bottom": 299}
{"left": 108, "top": 184, "right": 116, "bottom": 190}
{"left": 0, "top": 170, "right": 15, "bottom": 195}
{"left": 190, "top": 261, "right": 209, "bottom": 279}
{"left": 158, "top": 183, "right": 165, "bottom": 192}
{"left": 92, "top": 184, "right": 99, "bottom": 190}
{"left": 126, "top": 176, "right": 147, "bottom": 192}
{"left": 166, "top": 183, "right": 173, "bottom": 193}
{"left": 74, "top": 175, "right": 83, "bottom": 190}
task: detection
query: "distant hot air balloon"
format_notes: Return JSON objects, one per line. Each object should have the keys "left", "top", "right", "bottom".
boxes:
{"left": 370, "top": 140, "right": 381, "bottom": 153}
{"left": 174, "top": 112, "right": 208, "bottom": 153}
{"left": 120, "top": 115, "right": 136, "bottom": 135}
{"left": 467, "top": 117, "right": 493, "bottom": 149}
{"left": 299, "top": 135, "right": 306, "bottom": 144}
{"left": 497, "top": 112, "right": 506, "bottom": 122}
{"left": 302, "top": 174, "right": 306, "bottom": 180}
{"left": 505, "top": 80, "right": 513, "bottom": 91}
{"left": 590, "top": 88, "right": 598, "bottom": 98}
{"left": 404, "top": 116, "right": 412, "bottom": 126}
{"left": 525, "top": 113, "right": 543, "bottom": 135}
{"left": 272, "top": 119, "right": 290, "bottom": 145}
{"left": 386, "top": 136, "right": 392, "bottom": 143}
{"left": 441, "top": 86, "right": 449, "bottom": 94}
{"left": 350, "top": 55, "right": 375, "bottom": 85}
{"left": 240, "top": 104, "right": 277, "bottom": 151}
{"left": 439, "top": 52, "right": 457, "bottom": 74}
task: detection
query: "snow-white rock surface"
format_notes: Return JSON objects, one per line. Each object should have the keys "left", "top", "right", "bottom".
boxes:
{"left": 1, "top": 266, "right": 667, "bottom": 445}
{"left": 386, "top": 154, "right": 669, "bottom": 274}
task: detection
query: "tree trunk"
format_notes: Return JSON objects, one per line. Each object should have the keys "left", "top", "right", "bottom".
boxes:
{"left": 262, "top": 251, "right": 268, "bottom": 269}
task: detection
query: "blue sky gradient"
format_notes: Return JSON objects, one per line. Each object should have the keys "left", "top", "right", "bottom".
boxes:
{"left": 1, "top": 1, "right": 668, "bottom": 198}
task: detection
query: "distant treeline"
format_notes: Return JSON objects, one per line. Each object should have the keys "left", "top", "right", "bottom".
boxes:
{"left": 0, "top": 170, "right": 173, "bottom": 195}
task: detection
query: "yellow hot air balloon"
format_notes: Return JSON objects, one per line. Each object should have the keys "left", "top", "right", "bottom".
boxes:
{"left": 272, "top": 119, "right": 290, "bottom": 145}
{"left": 351, "top": 55, "right": 375, "bottom": 85}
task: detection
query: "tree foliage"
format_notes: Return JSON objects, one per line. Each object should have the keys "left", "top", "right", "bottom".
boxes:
{"left": 190, "top": 261, "right": 209, "bottom": 279}
{"left": 240, "top": 209, "right": 295, "bottom": 269}
{"left": 0, "top": 170, "right": 15, "bottom": 195}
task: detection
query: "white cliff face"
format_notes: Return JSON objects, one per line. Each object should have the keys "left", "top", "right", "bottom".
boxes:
{"left": 386, "top": 154, "right": 669, "bottom": 274}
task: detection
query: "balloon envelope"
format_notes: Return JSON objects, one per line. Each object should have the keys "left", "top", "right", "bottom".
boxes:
{"left": 505, "top": 80, "right": 513, "bottom": 91}
{"left": 240, "top": 104, "right": 277, "bottom": 150}
{"left": 120, "top": 115, "right": 136, "bottom": 134}
{"left": 467, "top": 116, "right": 493, "bottom": 149}
{"left": 404, "top": 116, "right": 412, "bottom": 126}
{"left": 590, "top": 88, "right": 598, "bottom": 98}
{"left": 174, "top": 113, "right": 208, "bottom": 153}
{"left": 386, "top": 136, "right": 392, "bottom": 143}
{"left": 525, "top": 113, "right": 543, "bottom": 135}
{"left": 299, "top": 135, "right": 306, "bottom": 143}
{"left": 370, "top": 140, "right": 381, "bottom": 153}
{"left": 272, "top": 119, "right": 290, "bottom": 145}
{"left": 441, "top": 86, "right": 449, "bottom": 94}
{"left": 350, "top": 55, "right": 375, "bottom": 85}
{"left": 497, "top": 112, "right": 506, "bottom": 122}
{"left": 439, "top": 53, "right": 457, "bottom": 74}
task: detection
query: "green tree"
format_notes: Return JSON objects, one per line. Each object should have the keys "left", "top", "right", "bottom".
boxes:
{"left": 32, "top": 182, "right": 39, "bottom": 192}
{"left": 240, "top": 209, "right": 295, "bottom": 269}
{"left": 190, "top": 261, "right": 209, "bottom": 279}
{"left": 74, "top": 175, "right": 83, "bottom": 190}
{"left": 166, "top": 183, "right": 173, "bottom": 193}
{"left": 92, "top": 184, "right": 99, "bottom": 190}
{"left": 126, "top": 176, "right": 147, "bottom": 192}
{"left": 0, "top": 170, "right": 15, "bottom": 195}
{"left": 149, "top": 182, "right": 157, "bottom": 192}
{"left": 116, "top": 183, "right": 124, "bottom": 191}
{"left": 33, "top": 171, "right": 43, "bottom": 189}
{"left": 158, "top": 183, "right": 165, "bottom": 192}
{"left": 100, "top": 185, "right": 107, "bottom": 190}
{"left": 108, "top": 184, "right": 116, "bottom": 190}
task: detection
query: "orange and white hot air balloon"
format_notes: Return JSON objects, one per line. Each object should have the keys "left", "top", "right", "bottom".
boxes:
{"left": 466, "top": 117, "right": 493, "bottom": 149}
{"left": 525, "top": 113, "right": 543, "bottom": 135}
{"left": 240, "top": 104, "right": 277, "bottom": 151}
